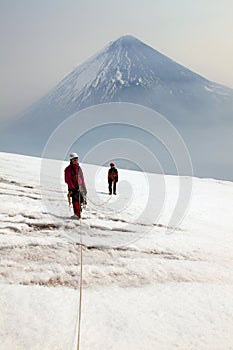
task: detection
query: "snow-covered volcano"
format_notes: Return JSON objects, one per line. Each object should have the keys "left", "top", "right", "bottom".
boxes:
{"left": 46, "top": 35, "right": 233, "bottom": 116}
{"left": 1, "top": 152, "right": 233, "bottom": 349}
{"left": 6, "top": 35, "right": 233, "bottom": 124}
{"left": 1, "top": 35, "right": 233, "bottom": 180}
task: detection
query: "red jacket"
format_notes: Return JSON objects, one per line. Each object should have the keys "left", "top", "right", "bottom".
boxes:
{"left": 65, "top": 162, "right": 87, "bottom": 194}
{"left": 108, "top": 167, "right": 118, "bottom": 182}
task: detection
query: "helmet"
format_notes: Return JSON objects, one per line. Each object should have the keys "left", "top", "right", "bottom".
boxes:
{"left": 69, "top": 152, "right": 79, "bottom": 160}
{"left": 110, "top": 162, "right": 114, "bottom": 166}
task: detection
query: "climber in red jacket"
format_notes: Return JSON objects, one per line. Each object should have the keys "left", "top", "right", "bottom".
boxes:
{"left": 65, "top": 152, "right": 87, "bottom": 219}
{"left": 108, "top": 162, "right": 118, "bottom": 195}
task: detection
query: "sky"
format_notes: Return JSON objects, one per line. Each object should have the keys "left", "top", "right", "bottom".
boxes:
{"left": 0, "top": 0, "right": 233, "bottom": 121}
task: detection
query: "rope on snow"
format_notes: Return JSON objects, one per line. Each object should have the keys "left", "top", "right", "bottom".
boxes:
{"left": 76, "top": 216, "right": 83, "bottom": 350}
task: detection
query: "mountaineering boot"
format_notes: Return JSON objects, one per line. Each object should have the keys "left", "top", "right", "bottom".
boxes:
{"left": 71, "top": 214, "right": 80, "bottom": 220}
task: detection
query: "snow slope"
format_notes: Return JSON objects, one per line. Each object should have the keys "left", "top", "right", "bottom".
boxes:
{"left": 0, "top": 152, "right": 233, "bottom": 349}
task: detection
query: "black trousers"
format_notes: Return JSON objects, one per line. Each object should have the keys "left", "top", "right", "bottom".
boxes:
{"left": 108, "top": 180, "right": 116, "bottom": 194}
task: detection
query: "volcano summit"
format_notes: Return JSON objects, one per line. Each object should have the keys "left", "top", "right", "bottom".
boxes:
{"left": 1, "top": 35, "right": 233, "bottom": 180}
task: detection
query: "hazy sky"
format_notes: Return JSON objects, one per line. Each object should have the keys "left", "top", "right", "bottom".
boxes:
{"left": 1, "top": 0, "right": 233, "bottom": 121}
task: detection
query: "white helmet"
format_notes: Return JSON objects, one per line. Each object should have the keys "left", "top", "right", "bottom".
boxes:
{"left": 69, "top": 152, "right": 79, "bottom": 160}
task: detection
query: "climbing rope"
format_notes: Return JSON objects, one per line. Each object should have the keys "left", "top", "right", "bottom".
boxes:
{"left": 76, "top": 216, "right": 83, "bottom": 350}
{"left": 75, "top": 190, "right": 84, "bottom": 350}
{"left": 87, "top": 193, "right": 113, "bottom": 208}
{"left": 74, "top": 192, "right": 113, "bottom": 349}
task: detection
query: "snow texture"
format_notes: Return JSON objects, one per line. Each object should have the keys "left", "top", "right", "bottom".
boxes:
{"left": 0, "top": 152, "right": 233, "bottom": 349}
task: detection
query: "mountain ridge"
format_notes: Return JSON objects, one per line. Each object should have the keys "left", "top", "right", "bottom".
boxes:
{"left": 1, "top": 35, "right": 233, "bottom": 180}
{"left": 46, "top": 35, "right": 233, "bottom": 113}
{"left": 15, "top": 34, "right": 233, "bottom": 122}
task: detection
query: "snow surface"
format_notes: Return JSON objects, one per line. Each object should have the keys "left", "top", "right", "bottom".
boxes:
{"left": 1, "top": 152, "right": 233, "bottom": 349}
